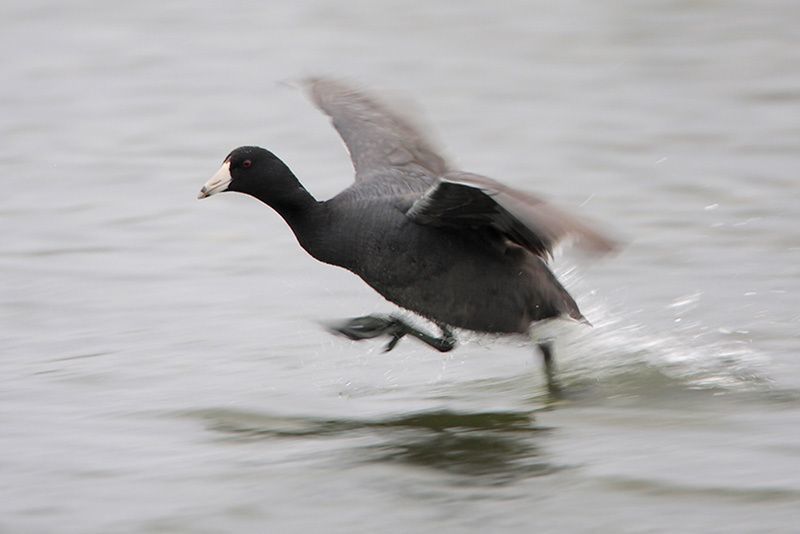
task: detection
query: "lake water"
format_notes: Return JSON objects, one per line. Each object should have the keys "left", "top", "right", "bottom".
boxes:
{"left": 2, "top": 1, "right": 799, "bottom": 532}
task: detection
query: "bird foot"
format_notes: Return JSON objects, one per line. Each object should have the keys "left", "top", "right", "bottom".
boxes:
{"left": 326, "top": 314, "right": 456, "bottom": 353}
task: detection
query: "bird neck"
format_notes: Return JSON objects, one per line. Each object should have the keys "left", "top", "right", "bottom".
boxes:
{"left": 252, "top": 180, "right": 333, "bottom": 263}
{"left": 262, "top": 185, "right": 317, "bottom": 218}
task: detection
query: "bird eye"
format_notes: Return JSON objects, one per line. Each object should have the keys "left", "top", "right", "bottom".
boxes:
{"left": 242, "top": 160, "right": 252, "bottom": 169}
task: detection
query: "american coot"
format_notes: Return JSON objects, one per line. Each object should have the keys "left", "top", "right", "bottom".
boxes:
{"left": 198, "top": 78, "right": 615, "bottom": 391}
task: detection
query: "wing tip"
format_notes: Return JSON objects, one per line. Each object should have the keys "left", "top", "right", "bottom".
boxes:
{"left": 573, "top": 228, "right": 622, "bottom": 257}
{"left": 301, "top": 76, "right": 365, "bottom": 109}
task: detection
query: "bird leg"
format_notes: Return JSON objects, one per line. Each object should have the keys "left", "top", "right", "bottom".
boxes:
{"left": 538, "top": 341, "right": 562, "bottom": 394}
{"left": 327, "top": 314, "right": 456, "bottom": 353}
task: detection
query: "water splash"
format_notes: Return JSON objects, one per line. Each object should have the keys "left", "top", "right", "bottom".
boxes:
{"left": 555, "top": 294, "right": 771, "bottom": 395}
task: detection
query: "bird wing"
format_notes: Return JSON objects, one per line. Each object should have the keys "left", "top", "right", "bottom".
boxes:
{"left": 305, "top": 78, "right": 449, "bottom": 182}
{"left": 406, "top": 171, "right": 617, "bottom": 260}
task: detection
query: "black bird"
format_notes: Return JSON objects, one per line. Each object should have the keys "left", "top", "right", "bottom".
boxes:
{"left": 198, "top": 78, "right": 615, "bottom": 391}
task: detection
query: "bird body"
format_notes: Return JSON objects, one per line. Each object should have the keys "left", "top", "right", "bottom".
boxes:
{"left": 198, "top": 78, "right": 615, "bottom": 389}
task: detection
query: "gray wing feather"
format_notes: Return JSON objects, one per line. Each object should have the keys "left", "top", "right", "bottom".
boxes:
{"left": 407, "top": 171, "right": 618, "bottom": 260}
{"left": 305, "top": 78, "right": 449, "bottom": 181}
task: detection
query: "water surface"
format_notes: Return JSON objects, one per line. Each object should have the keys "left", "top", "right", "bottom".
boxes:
{"left": 2, "top": 1, "right": 799, "bottom": 532}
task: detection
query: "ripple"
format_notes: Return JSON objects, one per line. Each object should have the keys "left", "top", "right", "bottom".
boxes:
{"left": 599, "top": 476, "right": 800, "bottom": 503}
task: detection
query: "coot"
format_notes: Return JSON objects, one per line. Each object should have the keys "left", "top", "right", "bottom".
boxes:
{"left": 198, "top": 78, "right": 615, "bottom": 390}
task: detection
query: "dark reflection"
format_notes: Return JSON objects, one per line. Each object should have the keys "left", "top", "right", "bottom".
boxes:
{"left": 374, "top": 410, "right": 539, "bottom": 432}
{"left": 187, "top": 408, "right": 559, "bottom": 484}
{"left": 363, "top": 413, "right": 557, "bottom": 484}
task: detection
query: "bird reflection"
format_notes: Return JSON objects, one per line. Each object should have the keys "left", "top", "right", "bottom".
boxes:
{"left": 191, "top": 408, "right": 559, "bottom": 484}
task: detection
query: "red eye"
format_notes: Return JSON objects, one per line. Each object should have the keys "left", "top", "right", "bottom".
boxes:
{"left": 242, "top": 159, "right": 252, "bottom": 169}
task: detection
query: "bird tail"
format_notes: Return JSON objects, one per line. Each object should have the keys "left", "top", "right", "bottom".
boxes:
{"left": 570, "top": 312, "right": 592, "bottom": 327}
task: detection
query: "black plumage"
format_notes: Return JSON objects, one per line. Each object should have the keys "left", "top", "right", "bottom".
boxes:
{"left": 198, "top": 78, "right": 615, "bottom": 390}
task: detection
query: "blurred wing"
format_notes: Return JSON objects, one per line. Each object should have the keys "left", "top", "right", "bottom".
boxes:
{"left": 305, "top": 78, "right": 449, "bottom": 181}
{"left": 407, "top": 171, "right": 617, "bottom": 260}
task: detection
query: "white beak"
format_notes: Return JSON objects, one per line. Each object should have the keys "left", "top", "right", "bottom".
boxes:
{"left": 197, "top": 161, "right": 232, "bottom": 199}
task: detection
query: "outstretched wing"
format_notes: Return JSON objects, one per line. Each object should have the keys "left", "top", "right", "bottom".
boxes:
{"left": 407, "top": 171, "right": 617, "bottom": 260}
{"left": 305, "top": 78, "right": 449, "bottom": 182}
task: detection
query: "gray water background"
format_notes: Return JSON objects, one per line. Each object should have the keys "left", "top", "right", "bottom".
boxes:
{"left": 2, "top": 1, "right": 799, "bottom": 532}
